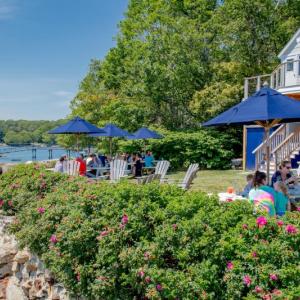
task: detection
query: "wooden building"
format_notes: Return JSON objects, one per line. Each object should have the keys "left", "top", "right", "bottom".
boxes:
{"left": 243, "top": 28, "right": 300, "bottom": 171}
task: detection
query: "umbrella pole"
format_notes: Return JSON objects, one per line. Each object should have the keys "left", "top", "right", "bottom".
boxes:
{"left": 109, "top": 137, "right": 112, "bottom": 159}
{"left": 265, "top": 127, "right": 270, "bottom": 184}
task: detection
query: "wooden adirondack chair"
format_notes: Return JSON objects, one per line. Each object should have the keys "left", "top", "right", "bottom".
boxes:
{"left": 137, "top": 173, "right": 161, "bottom": 184}
{"left": 62, "top": 160, "right": 80, "bottom": 176}
{"left": 177, "top": 164, "right": 199, "bottom": 190}
{"left": 154, "top": 160, "right": 170, "bottom": 181}
{"left": 165, "top": 163, "right": 199, "bottom": 190}
{"left": 110, "top": 159, "right": 128, "bottom": 182}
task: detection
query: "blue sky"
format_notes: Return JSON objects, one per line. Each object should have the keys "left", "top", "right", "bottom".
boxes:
{"left": 0, "top": 0, "right": 128, "bottom": 120}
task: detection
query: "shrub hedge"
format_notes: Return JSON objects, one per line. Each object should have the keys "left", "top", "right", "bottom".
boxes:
{"left": 119, "top": 129, "right": 237, "bottom": 170}
{"left": 1, "top": 165, "right": 300, "bottom": 299}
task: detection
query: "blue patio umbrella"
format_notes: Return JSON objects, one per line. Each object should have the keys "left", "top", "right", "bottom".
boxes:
{"left": 48, "top": 116, "right": 105, "bottom": 152}
{"left": 203, "top": 83, "right": 300, "bottom": 180}
{"left": 127, "top": 127, "right": 163, "bottom": 153}
{"left": 128, "top": 127, "right": 163, "bottom": 140}
{"left": 89, "top": 123, "right": 133, "bottom": 157}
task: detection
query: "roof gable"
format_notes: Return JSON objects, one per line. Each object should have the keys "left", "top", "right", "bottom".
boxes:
{"left": 278, "top": 28, "right": 300, "bottom": 59}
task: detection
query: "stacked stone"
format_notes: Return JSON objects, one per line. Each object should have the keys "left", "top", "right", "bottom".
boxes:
{"left": 0, "top": 216, "right": 71, "bottom": 300}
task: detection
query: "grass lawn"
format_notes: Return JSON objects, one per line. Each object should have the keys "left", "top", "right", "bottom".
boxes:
{"left": 168, "top": 169, "right": 251, "bottom": 194}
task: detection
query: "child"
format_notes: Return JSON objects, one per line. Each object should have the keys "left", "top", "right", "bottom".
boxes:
{"left": 241, "top": 174, "right": 254, "bottom": 197}
{"left": 274, "top": 181, "right": 291, "bottom": 216}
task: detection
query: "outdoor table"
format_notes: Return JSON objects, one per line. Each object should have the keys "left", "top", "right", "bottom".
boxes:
{"left": 218, "top": 192, "right": 247, "bottom": 202}
{"left": 142, "top": 166, "right": 155, "bottom": 175}
{"left": 88, "top": 166, "right": 110, "bottom": 177}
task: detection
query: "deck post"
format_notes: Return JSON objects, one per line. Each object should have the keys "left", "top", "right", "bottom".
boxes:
{"left": 244, "top": 78, "right": 249, "bottom": 99}
{"left": 256, "top": 76, "right": 261, "bottom": 91}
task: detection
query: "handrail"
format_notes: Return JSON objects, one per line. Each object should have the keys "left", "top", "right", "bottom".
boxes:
{"left": 271, "top": 132, "right": 294, "bottom": 153}
{"left": 252, "top": 124, "right": 285, "bottom": 154}
{"left": 272, "top": 128, "right": 300, "bottom": 168}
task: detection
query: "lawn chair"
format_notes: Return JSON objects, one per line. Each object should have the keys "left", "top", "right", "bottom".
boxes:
{"left": 62, "top": 160, "right": 80, "bottom": 176}
{"left": 110, "top": 159, "right": 128, "bottom": 182}
{"left": 165, "top": 163, "right": 199, "bottom": 190}
{"left": 154, "top": 160, "right": 170, "bottom": 181}
{"left": 137, "top": 173, "right": 161, "bottom": 184}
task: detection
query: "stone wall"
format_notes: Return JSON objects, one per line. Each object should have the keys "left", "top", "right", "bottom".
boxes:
{"left": 0, "top": 216, "right": 72, "bottom": 300}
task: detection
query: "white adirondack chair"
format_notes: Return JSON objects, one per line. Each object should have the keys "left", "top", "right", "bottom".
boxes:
{"left": 164, "top": 163, "right": 199, "bottom": 190}
{"left": 110, "top": 159, "right": 128, "bottom": 182}
{"left": 62, "top": 160, "right": 80, "bottom": 176}
{"left": 177, "top": 163, "right": 199, "bottom": 190}
{"left": 154, "top": 160, "right": 170, "bottom": 181}
{"left": 137, "top": 173, "right": 161, "bottom": 184}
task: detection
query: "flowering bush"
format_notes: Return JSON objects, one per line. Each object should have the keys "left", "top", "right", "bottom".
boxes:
{"left": 0, "top": 164, "right": 66, "bottom": 215}
{"left": 2, "top": 165, "right": 300, "bottom": 298}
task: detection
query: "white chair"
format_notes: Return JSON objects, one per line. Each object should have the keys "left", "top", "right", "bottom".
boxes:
{"left": 177, "top": 164, "right": 199, "bottom": 190}
{"left": 62, "top": 160, "right": 80, "bottom": 176}
{"left": 154, "top": 160, "right": 170, "bottom": 181}
{"left": 110, "top": 159, "right": 128, "bottom": 182}
{"left": 166, "top": 163, "right": 199, "bottom": 190}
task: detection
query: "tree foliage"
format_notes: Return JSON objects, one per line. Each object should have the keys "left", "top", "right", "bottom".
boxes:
{"left": 70, "top": 0, "right": 300, "bottom": 132}
{"left": 0, "top": 120, "right": 65, "bottom": 145}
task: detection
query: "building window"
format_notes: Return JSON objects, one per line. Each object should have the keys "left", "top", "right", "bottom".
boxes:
{"left": 287, "top": 59, "right": 294, "bottom": 71}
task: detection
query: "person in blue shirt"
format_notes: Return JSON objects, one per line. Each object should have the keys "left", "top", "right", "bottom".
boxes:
{"left": 274, "top": 181, "right": 291, "bottom": 216}
{"left": 144, "top": 151, "right": 154, "bottom": 167}
{"left": 241, "top": 174, "right": 254, "bottom": 197}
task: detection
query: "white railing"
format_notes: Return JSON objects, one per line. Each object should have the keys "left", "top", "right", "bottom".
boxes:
{"left": 272, "top": 128, "right": 300, "bottom": 168}
{"left": 244, "top": 59, "right": 300, "bottom": 98}
{"left": 252, "top": 124, "right": 287, "bottom": 169}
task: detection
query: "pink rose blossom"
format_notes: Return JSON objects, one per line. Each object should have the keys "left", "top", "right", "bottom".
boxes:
{"left": 138, "top": 271, "right": 145, "bottom": 278}
{"left": 272, "top": 289, "right": 282, "bottom": 296}
{"left": 297, "top": 206, "right": 300, "bottom": 212}
{"left": 254, "top": 286, "right": 263, "bottom": 293}
{"left": 269, "top": 273, "right": 278, "bottom": 281}
{"left": 242, "top": 224, "right": 248, "bottom": 229}
{"left": 49, "top": 234, "right": 58, "bottom": 244}
{"left": 277, "top": 220, "right": 284, "bottom": 226}
{"left": 156, "top": 284, "right": 163, "bottom": 292}
{"left": 0, "top": 199, "right": 3, "bottom": 207}
{"left": 172, "top": 224, "right": 178, "bottom": 230}
{"left": 8, "top": 201, "right": 13, "bottom": 207}
{"left": 227, "top": 261, "right": 234, "bottom": 270}
{"left": 256, "top": 216, "right": 267, "bottom": 228}
{"left": 144, "top": 252, "right": 150, "bottom": 260}
{"left": 243, "top": 275, "right": 252, "bottom": 287}
{"left": 96, "top": 230, "right": 109, "bottom": 240}
{"left": 145, "top": 276, "right": 151, "bottom": 284}
{"left": 252, "top": 251, "right": 257, "bottom": 258}
{"left": 285, "top": 224, "right": 298, "bottom": 234}
{"left": 37, "top": 207, "right": 45, "bottom": 214}
{"left": 121, "top": 214, "right": 128, "bottom": 225}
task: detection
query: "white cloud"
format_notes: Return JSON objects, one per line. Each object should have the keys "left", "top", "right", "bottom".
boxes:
{"left": 53, "top": 90, "right": 74, "bottom": 97}
{"left": 0, "top": 0, "right": 18, "bottom": 20}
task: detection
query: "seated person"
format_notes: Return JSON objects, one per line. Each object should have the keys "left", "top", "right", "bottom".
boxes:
{"left": 75, "top": 154, "right": 87, "bottom": 176}
{"left": 54, "top": 156, "right": 65, "bottom": 173}
{"left": 134, "top": 154, "right": 143, "bottom": 177}
{"left": 274, "top": 181, "right": 291, "bottom": 216}
{"left": 249, "top": 171, "right": 276, "bottom": 216}
{"left": 241, "top": 174, "right": 254, "bottom": 198}
{"left": 87, "top": 154, "right": 100, "bottom": 177}
{"left": 144, "top": 151, "right": 154, "bottom": 167}
{"left": 98, "top": 153, "right": 107, "bottom": 167}
{"left": 271, "top": 160, "right": 297, "bottom": 187}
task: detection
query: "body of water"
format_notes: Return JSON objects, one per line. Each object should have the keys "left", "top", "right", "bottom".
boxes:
{"left": 0, "top": 146, "right": 75, "bottom": 164}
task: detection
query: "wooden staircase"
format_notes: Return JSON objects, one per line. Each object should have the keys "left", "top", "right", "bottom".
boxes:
{"left": 252, "top": 124, "right": 300, "bottom": 173}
